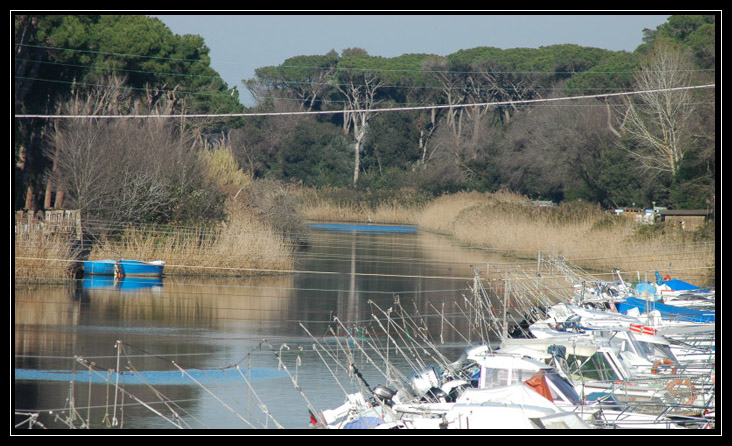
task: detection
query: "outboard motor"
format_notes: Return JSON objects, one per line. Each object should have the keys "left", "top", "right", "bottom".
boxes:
{"left": 559, "top": 314, "right": 583, "bottom": 332}
{"left": 372, "top": 384, "right": 396, "bottom": 406}
{"left": 393, "top": 365, "right": 443, "bottom": 404}
{"left": 407, "top": 366, "right": 442, "bottom": 397}
{"left": 421, "top": 387, "right": 450, "bottom": 403}
{"left": 509, "top": 319, "right": 535, "bottom": 338}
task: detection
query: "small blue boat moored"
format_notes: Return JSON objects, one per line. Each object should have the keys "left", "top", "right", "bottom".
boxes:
{"left": 82, "top": 259, "right": 165, "bottom": 278}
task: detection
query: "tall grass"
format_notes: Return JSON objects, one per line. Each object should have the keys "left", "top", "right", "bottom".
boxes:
{"left": 16, "top": 185, "right": 715, "bottom": 286}
{"left": 418, "top": 192, "right": 715, "bottom": 286}
{"left": 14, "top": 230, "right": 79, "bottom": 282}
{"left": 197, "top": 143, "right": 251, "bottom": 194}
{"left": 298, "top": 186, "right": 425, "bottom": 225}
{"left": 304, "top": 189, "right": 715, "bottom": 286}
{"left": 91, "top": 207, "right": 294, "bottom": 276}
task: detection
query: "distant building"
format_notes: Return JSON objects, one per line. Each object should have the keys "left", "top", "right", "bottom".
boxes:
{"left": 658, "top": 209, "right": 713, "bottom": 231}
{"left": 531, "top": 200, "right": 556, "bottom": 207}
{"left": 614, "top": 208, "right": 656, "bottom": 224}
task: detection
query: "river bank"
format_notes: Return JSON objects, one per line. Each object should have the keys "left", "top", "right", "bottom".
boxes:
{"left": 300, "top": 189, "right": 716, "bottom": 287}
{"left": 14, "top": 186, "right": 715, "bottom": 287}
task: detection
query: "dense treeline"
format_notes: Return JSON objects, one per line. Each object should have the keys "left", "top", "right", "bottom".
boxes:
{"left": 14, "top": 14, "right": 716, "bottom": 230}
{"left": 14, "top": 14, "right": 245, "bottom": 227}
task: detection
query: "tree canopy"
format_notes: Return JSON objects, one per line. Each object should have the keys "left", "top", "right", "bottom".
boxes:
{"left": 14, "top": 14, "right": 716, "bottom": 222}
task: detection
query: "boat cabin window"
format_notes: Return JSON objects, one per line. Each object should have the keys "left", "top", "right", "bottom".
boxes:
{"left": 594, "top": 330, "right": 677, "bottom": 363}
{"left": 481, "top": 366, "right": 537, "bottom": 388}
{"left": 634, "top": 340, "right": 677, "bottom": 362}
{"left": 566, "top": 353, "right": 621, "bottom": 382}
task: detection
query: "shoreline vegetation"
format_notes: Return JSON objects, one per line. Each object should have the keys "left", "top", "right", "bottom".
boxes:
{"left": 299, "top": 188, "right": 716, "bottom": 288}
{"left": 14, "top": 184, "right": 715, "bottom": 288}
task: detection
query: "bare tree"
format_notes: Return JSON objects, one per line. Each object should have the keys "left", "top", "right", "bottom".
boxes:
{"left": 337, "top": 71, "right": 382, "bottom": 186}
{"left": 620, "top": 40, "right": 697, "bottom": 176}
{"left": 48, "top": 76, "right": 221, "bottom": 230}
{"left": 422, "top": 57, "right": 467, "bottom": 138}
{"left": 47, "top": 76, "right": 131, "bottom": 214}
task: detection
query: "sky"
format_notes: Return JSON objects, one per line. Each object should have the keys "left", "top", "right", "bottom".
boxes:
{"left": 153, "top": 13, "right": 671, "bottom": 107}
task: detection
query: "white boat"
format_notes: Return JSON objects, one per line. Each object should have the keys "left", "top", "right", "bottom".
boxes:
{"left": 313, "top": 345, "right": 696, "bottom": 429}
{"left": 392, "top": 383, "right": 589, "bottom": 429}
{"left": 526, "top": 302, "right": 713, "bottom": 376}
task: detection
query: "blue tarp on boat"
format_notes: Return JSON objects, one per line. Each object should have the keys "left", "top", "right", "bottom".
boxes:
{"left": 662, "top": 279, "right": 700, "bottom": 291}
{"left": 616, "top": 298, "right": 715, "bottom": 324}
{"left": 655, "top": 271, "right": 706, "bottom": 291}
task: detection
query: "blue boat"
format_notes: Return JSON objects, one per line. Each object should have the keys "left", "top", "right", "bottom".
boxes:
{"left": 82, "top": 259, "right": 165, "bottom": 277}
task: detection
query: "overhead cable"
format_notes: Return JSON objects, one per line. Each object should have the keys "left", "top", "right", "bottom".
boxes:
{"left": 15, "top": 84, "right": 715, "bottom": 120}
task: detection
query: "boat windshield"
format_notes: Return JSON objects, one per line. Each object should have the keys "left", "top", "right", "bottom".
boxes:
{"left": 544, "top": 370, "right": 582, "bottom": 405}
{"left": 481, "top": 366, "right": 539, "bottom": 388}
{"left": 634, "top": 339, "right": 677, "bottom": 362}
{"left": 567, "top": 352, "right": 621, "bottom": 382}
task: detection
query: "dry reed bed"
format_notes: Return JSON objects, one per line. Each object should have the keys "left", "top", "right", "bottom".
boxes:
{"left": 91, "top": 211, "right": 294, "bottom": 277}
{"left": 14, "top": 210, "right": 294, "bottom": 283}
{"left": 14, "top": 230, "right": 78, "bottom": 282}
{"left": 304, "top": 190, "right": 715, "bottom": 286}
{"left": 414, "top": 192, "right": 715, "bottom": 286}
{"left": 15, "top": 189, "right": 714, "bottom": 286}
{"left": 301, "top": 199, "right": 419, "bottom": 225}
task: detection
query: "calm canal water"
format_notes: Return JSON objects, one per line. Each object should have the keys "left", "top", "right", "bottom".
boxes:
{"left": 14, "top": 223, "right": 515, "bottom": 431}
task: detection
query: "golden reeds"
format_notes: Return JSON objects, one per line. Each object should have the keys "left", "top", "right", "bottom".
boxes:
{"left": 304, "top": 189, "right": 715, "bottom": 286}
{"left": 301, "top": 199, "right": 420, "bottom": 225}
{"left": 90, "top": 208, "right": 294, "bottom": 277}
{"left": 14, "top": 229, "right": 79, "bottom": 282}
{"left": 422, "top": 192, "right": 714, "bottom": 286}
{"left": 15, "top": 187, "right": 715, "bottom": 286}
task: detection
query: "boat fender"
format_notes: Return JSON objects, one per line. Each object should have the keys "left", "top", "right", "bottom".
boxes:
{"left": 651, "top": 358, "right": 677, "bottom": 375}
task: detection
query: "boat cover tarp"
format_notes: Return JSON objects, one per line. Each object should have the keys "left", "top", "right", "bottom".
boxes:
{"left": 661, "top": 279, "right": 704, "bottom": 292}
{"left": 616, "top": 298, "right": 714, "bottom": 324}
{"left": 524, "top": 371, "right": 554, "bottom": 402}
{"left": 655, "top": 272, "right": 705, "bottom": 291}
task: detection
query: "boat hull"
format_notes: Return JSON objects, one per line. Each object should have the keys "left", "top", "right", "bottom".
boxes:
{"left": 82, "top": 259, "right": 165, "bottom": 277}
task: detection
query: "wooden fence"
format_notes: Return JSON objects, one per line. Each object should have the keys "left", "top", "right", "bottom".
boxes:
{"left": 14, "top": 210, "right": 83, "bottom": 239}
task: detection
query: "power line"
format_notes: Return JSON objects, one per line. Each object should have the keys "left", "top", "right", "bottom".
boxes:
{"left": 14, "top": 84, "right": 715, "bottom": 120}
{"left": 15, "top": 73, "right": 714, "bottom": 112}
